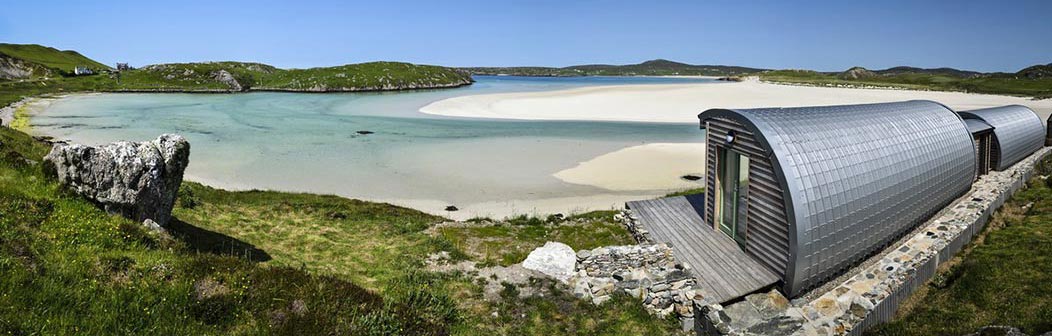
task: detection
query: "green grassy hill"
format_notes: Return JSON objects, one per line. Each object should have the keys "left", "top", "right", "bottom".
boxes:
{"left": 0, "top": 43, "right": 110, "bottom": 77}
{"left": 462, "top": 59, "right": 767, "bottom": 77}
{"left": 114, "top": 61, "right": 473, "bottom": 92}
{"left": 759, "top": 65, "right": 1052, "bottom": 98}
{"left": 0, "top": 43, "right": 472, "bottom": 92}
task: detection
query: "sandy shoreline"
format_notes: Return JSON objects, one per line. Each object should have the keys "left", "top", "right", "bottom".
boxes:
{"left": 420, "top": 77, "right": 1052, "bottom": 123}
{"left": 554, "top": 143, "right": 706, "bottom": 191}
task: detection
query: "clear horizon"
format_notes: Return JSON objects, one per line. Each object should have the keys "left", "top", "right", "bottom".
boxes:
{"left": 1, "top": 0, "right": 1050, "bottom": 72}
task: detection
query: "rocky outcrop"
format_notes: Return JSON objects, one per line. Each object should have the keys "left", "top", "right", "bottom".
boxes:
{"left": 837, "top": 67, "right": 878, "bottom": 80}
{"left": 0, "top": 97, "right": 30, "bottom": 126}
{"left": 1017, "top": 63, "right": 1052, "bottom": 79}
{"left": 211, "top": 70, "right": 245, "bottom": 92}
{"left": 522, "top": 241, "right": 577, "bottom": 282}
{"left": 43, "top": 134, "right": 190, "bottom": 226}
{"left": 0, "top": 54, "right": 48, "bottom": 80}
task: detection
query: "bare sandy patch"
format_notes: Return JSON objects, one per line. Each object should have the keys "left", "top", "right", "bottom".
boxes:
{"left": 553, "top": 143, "right": 706, "bottom": 191}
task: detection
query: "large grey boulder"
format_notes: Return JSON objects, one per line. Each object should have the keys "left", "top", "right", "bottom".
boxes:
{"left": 522, "top": 241, "right": 576, "bottom": 283}
{"left": 44, "top": 134, "right": 190, "bottom": 226}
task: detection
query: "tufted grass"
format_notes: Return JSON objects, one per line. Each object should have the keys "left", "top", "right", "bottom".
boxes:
{"left": 435, "top": 210, "right": 636, "bottom": 266}
{"left": 0, "top": 124, "right": 682, "bottom": 335}
{"left": 868, "top": 156, "right": 1052, "bottom": 335}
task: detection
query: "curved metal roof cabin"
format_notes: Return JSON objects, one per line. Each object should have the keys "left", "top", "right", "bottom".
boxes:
{"left": 698, "top": 100, "right": 976, "bottom": 297}
{"left": 958, "top": 105, "right": 1045, "bottom": 171}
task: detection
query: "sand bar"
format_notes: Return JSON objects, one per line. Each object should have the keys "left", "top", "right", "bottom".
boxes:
{"left": 420, "top": 78, "right": 1052, "bottom": 123}
{"left": 553, "top": 143, "right": 707, "bottom": 191}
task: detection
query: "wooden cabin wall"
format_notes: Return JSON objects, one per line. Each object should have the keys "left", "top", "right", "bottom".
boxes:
{"left": 704, "top": 118, "right": 791, "bottom": 278}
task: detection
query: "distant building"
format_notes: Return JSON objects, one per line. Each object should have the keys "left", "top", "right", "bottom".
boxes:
{"left": 116, "top": 63, "right": 131, "bottom": 71}
{"left": 73, "top": 66, "right": 94, "bottom": 76}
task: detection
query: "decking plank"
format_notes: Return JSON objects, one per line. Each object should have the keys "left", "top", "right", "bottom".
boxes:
{"left": 627, "top": 196, "right": 779, "bottom": 303}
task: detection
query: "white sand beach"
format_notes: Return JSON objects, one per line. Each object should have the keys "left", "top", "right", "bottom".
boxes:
{"left": 420, "top": 78, "right": 1052, "bottom": 123}
{"left": 423, "top": 79, "right": 1052, "bottom": 201}
{"left": 553, "top": 143, "right": 707, "bottom": 191}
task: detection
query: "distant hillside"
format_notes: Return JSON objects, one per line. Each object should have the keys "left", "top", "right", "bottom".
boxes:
{"left": 0, "top": 43, "right": 110, "bottom": 79}
{"left": 763, "top": 64, "right": 1052, "bottom": 98}
{"left": 875, "top": 66, "right": 983, "bottom": 78}
{"left": 117, "top": 61, "right": 473, "bottom": 92}
{"left": 1017, "top": 63, "right": 1052, "bottom": 79}
{"left": 462, "top": 59, "right": 767, "bottom": 77}
{"left": 837, "top": 67, "right": 878, "bottom": 80}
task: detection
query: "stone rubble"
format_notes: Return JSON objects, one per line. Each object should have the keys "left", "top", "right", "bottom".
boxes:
{"left": 568, "top": 244, "right": 701, "bottom": 330}
{"left": 696, "top": 148, "right": 1051, "bottom": 335}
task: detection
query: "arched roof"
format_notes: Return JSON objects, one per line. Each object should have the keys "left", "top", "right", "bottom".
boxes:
{"left": 698, "top": 100, "right": 976, "bottom": 296}
{"left": 959, "top": 105, "right": 1045, "bottom": 171}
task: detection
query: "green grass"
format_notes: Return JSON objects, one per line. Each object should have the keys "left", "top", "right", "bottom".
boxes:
{"left": 0, "top": 123, "right": 680, "bottom": 335}
{"left": 0, "top": 126, "right": 460, "bottom": 335}
{"left": 868, "top": 156, "right": 1052, "bottom": 336}
{"left": 437, "top": 210, "right": 635, "bottom": 266}
{"left": 759, "top": 69, "right": 1052, "bottom": 98}
{"left": 664, "top": 187, "right": 705, "bottom": 198}
{"left": 0, "top": 43, "right": 111, "bottom": 76}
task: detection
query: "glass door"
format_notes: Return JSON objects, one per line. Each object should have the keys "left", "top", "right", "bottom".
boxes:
{"left": 716, "top": 146, "right": 749, "bottom": 244}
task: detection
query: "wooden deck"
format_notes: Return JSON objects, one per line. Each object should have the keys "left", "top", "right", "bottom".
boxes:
{"left": 626, "top": 195, "right": 779, "bottom": 303}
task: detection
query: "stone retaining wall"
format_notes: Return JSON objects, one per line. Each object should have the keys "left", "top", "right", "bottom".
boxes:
{"left": 696, "top": 147, "right": 1051, "bottom": 336}
{"left": 569, "top": 244, "right": 701, "bottom": 331}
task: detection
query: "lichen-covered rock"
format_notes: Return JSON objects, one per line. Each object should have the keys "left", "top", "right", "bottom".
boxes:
{"left": 522, "top": 241, "right": 576, "bottom": 283}
{"left": 44, "top": 134, "right": 190, "bottom": 226}
{"left": 211, "top": 70, "right": 244, "bottom": 91}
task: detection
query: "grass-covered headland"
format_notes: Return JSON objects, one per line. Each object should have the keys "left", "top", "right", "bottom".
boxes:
{"left": 0, "top": 123, "right": 681, "bottom": 334}
{"left": 0, "top": 43, "right": 473, "bottom": 96}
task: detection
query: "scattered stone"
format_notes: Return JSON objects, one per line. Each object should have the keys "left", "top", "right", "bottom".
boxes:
{"left": 43, "top": 134, "right": 190, "bottom": 226}
{"left": 522, "top": 242, "right": 576, "bottom": 283}
{"left": 592, "top": 294, "right": 612, "bottom": 305}
{"left": 745, "top": 289, "right": 790, "bottom": 318}
{"left": 576, "top": 249, "right": 591, "bottom": 260}
{"left": 723, "top": 300, "right": 764, "bottom": 331}
{"left": 142, "top": 219, "right": 165, "bottom": 233}
{"left": 745, "top": 315, "right": 804, "bottom": 335}
{"left": 962, "top": 325, "right": 1029, "bottom": 336}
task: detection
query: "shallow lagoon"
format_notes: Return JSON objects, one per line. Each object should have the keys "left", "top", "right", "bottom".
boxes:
{"left": 29, "top": 76, "right": 711, "bottom": 219}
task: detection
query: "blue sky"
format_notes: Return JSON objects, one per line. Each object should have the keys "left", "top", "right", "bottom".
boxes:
{"left": 1, "top": 0, "right": 1049, "bottom": 72}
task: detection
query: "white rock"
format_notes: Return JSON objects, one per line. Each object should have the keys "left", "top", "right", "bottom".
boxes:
{"left": 522, "top": 241, "right": 576, "bottom": 283}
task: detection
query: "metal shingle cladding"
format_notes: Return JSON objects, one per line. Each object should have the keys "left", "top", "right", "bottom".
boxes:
{"left": 699, "top": 100, "right": 976, "bottom": 296}
{"left": 959, "top": 105, "right": 1045, "bottom": 171}
{"left": 964, "top": 119, "right": 993, "bottom": 134}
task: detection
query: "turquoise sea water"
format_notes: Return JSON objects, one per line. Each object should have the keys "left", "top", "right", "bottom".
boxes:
{"left": 30, "top": 76, "right": 712, "bottom": 218}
